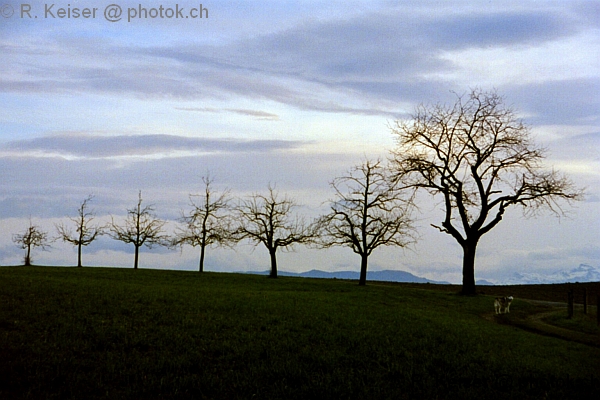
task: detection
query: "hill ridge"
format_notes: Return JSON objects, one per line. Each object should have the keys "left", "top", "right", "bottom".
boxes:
{"left": 244, "top": 268, "right": 451, "bottom": 284}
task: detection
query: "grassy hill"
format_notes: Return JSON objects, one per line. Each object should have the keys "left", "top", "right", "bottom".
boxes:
{"left": 1, "top": 266, "right": 598, "bottom": 399}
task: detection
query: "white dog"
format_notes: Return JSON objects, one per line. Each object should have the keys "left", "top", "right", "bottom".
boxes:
{"left": 494, "top": 296, "right": 513, "bottom": 314}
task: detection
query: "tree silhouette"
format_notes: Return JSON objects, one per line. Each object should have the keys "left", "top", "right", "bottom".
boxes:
{"left": 109, "top": 191, "right": 168, "bottom": 269}
{"left": 56, "top": 195, "right": 104, "bottom": 267}
{"left": 13, "top": 219, "right": 51, "bottom": 266}
{"left": 234, "top": 185, "right": 315, "bottom": 278}
{"left": 172, "top": 175, "right": 233, "bottom": 272}
{"left": 390, "top": 89, "right": 583, "bottom": 295}
{"left": 317, "top": 159, "right": 415, "bottom": 286}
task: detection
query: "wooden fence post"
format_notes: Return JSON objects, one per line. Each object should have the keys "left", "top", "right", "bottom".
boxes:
{"left": 597, "top": 294, "right": 599, "bottom": 326}
{"left": 567, "top": 289, "right": 574, "bottom": 319}
{"left": 583, "top": 288, "right": 587, "bottom": 315}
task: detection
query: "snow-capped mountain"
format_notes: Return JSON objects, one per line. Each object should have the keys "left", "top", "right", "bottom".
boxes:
{"left": 503, "top": 264, "right": 600, "bottom": 285}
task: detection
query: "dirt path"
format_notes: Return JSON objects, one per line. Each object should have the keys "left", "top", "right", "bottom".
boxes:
{"left": 483, "top": 299, "right": 600, "bottom": 347}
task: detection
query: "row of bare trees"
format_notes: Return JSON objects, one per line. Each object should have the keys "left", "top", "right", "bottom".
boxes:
{"left": 12, "top": 90, "right": 583, "bottom": 293}
{"left": 14, "top": 160, "right": 413, "bottom": 287}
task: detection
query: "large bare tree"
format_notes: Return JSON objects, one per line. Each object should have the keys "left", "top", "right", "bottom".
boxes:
{"left": 172, "top": 175, "right": 232, "bottom": 272}
{"left": 390, "top": 89, "right": 583, "bottom": 295}
{"left": 109, "top": 191, "right": 168, "bottom": 269}
{"left": 234, "top": 185, "right": 315, "bottom": 278}
{"left": 317, "top": 159, "right": 415, "bottom": 286}
{"left": 13, "top": 219, "right": 51, "bottom": 266}
{"left": 56, "top": 195, "right": 104, "bottom": 268}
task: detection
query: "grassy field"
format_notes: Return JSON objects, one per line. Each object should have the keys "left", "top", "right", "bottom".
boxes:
{"left": 1, "top": 267, "right": 599, "bottom": 399}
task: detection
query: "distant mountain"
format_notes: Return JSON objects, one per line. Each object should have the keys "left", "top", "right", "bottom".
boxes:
{"left": 242, "top": 264, "right": 600, "bottom": 285}
{"left": 505, "top": 264, "right": 600, "bottom": 285}
{"left": 246, "top": 269, "right": 450, "bottom": 284}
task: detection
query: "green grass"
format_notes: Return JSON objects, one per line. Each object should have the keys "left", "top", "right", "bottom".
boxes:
{"left": 1, "top": 267, "right": 599, "bottom": 399}
{"left": 543, "top": 311, "right": 600, "bottom": 336}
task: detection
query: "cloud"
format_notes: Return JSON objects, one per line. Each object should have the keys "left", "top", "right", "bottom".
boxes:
{"left": 1, "top": 4, "right": 586, "bottom": 118}
{"left": 216, "top": 9, "right": 576, "bottom": 82}
{"left": 426, "top": 11, "right": 576, "bottom": 49}
{"left": 548, "top": 131, "right": 600, "bottom": 160}
{"left": 1, "top": 134, "right": 307, "bottom": 159}
{"left": 226, "top": 109, "right": 279, "bottom": 120}
{"left": 0, "top": 140, "right": 365, "bottom": 219}
{"left": 175, "top": 107, "right": 280, "bottom": 120}
{"left": 0, "top": 134, "right": 333, "bottom": 220}
{"left": 505, "top": 78, "right": 600, "bottom": 125}
{"left": 571, "top": 0, "right": 600, "bottom": 27}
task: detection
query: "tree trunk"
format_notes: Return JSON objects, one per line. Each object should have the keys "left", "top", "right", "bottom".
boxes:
{"left": 77, "top": 243, "right": 83, "bottom": 268}
{"left": 25, "top": 244, "right": 32, "bottom": 266}
{"left": 269, "top": 249, "right": 278, "bottom": 278}
{"left": 461, "top": 241, "right": 477, "bottom": 295}
{"left": 133, "top": 245, "right": 139, "bottom": 270}
{"left": 200, "top": 215, "right": 208, "bottom": 273}
{"left": 359, "top": 253, "right": 368, "bottom": 286}
{"left": 199, "top": 244, "right": 206, "bottom": 272}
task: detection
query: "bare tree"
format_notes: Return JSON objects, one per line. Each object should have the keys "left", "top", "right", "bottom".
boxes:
{"left": 172, "top": 175, "right": 233, "bottom": 272}
{"left": 109, "top": 191, "right": 168, "bottom": 269}
{"left": 13, "top": 219, "right": 51, "bottom": 266}
{"left": 390, "top": 89, "right": 583, "bottom": 295}
{"left": 56, "top": 195, "right": 104, "bottom": 268}
{"left": 317, "top": 159, "right": 416, "bottom": 286}
{"left": 234, "top": 185, "right": 315, "bottom": 278}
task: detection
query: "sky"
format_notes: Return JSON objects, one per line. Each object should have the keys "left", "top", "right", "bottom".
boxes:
{"left": 1, "top": 0, "right": 598, "bottom": 284}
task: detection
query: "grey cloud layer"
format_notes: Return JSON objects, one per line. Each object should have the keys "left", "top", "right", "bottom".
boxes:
{"left": 175, "top": 107, "right": 280, "bottom": 120}
{"left": 1, "top": 4, "right": 591, "bottom": 122}
{"left": 0, "top": 134, "right": 345, "bottom": 218}
{"left": 505, "top": 78, "right": 600, "bottom": 125}
{"left": 237, "top": 10, "right": 574, "bottom": 79}
{"left": 2, "top": 134, "right": 307, "bottom": 158}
